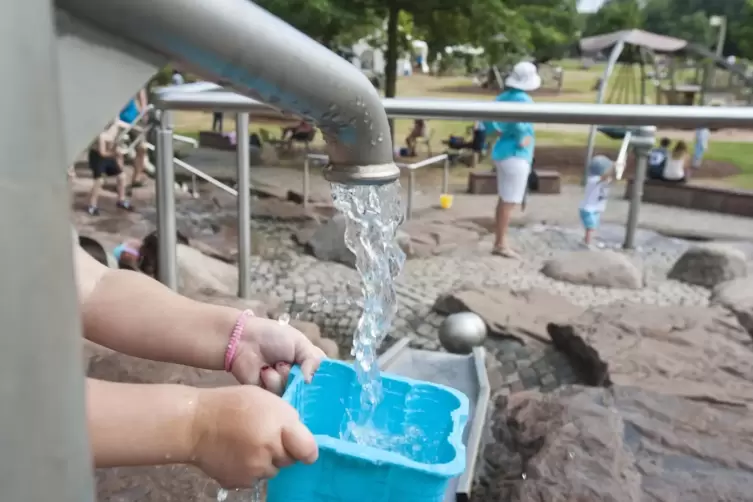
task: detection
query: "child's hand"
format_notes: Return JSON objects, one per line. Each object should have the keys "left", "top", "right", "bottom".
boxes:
{"left": 190, "top": 385, "right": 318, "bottom": 488}
{"left": 231, "top": 316, "right": 326, "bottom": 394}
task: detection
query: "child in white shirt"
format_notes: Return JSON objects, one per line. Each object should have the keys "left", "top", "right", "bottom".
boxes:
{"left": 580, "top": 155, "right": 615, "bottom": 247}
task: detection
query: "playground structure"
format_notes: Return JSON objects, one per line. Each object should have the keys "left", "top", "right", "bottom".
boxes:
{"left": 580, "top": 28, "right": 753, "bottom": 176}
{"left": 580, "top": 29, "right": 753, "bottom": 108}
{"left": 5, "top": 1, "right": 753, "bottom": 501}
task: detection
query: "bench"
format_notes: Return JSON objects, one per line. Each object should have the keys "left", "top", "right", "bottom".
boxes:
{"left": 624, "top": 178, "right": 753, "bottom": 218}
{"left": 198, "top": 131, "right": 235, "bottom": 151}
{"left": 468, "top": 169, "right": 561, "bottom": 195}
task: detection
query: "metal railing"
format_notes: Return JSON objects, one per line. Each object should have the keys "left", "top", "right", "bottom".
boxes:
{"left": 118, "top": 118, "right": 231, "bottom": 198}
{"left": 303, "top": 153, "right": 450, "bottom": 219}
{"left": 151, "top": 93, "right": 753, "bottom": 297}
{"left": 153, "top": 84, "right": 753, "bottom": 129}
{"left": 155, "top": 110, "right": 253, "bottom": 296}
{"left": 400, "top": 154, "right": 450, "bottom": 220}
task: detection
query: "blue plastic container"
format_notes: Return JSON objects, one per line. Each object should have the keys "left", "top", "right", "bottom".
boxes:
{"left": 267, "top": 359, "right": 469, "bottom": 502}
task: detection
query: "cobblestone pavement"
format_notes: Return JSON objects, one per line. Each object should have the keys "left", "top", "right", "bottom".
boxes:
{"left": 223, "top": 212, "right": 711, "bottom": 398}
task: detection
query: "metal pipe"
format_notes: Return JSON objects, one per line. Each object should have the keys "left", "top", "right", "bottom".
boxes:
{"left": 623, "top": 126, "right": 656, "bottom": 249}
{"left": 153, "top": 88, "right": 753, "bottom": 129}
{"left": 145, "top": 142, "right": 239, "bottom": 196}
{"left": 155, "top": 110, "right": 178, "bottom": 289}
{"left": 236, "top": 112, "right": 251, "bottom": 299}
{"left": 383, "top": 98, "right": 753, "bottom": 128}
{"left": 442, "top": 156, "right": 450, "bottom": 194}
{"left": 64, "top": 0, "right": 399, "bottom": 185}
{"left": 406, "top": 170, "right": 415, "bottom": 220}
{"left": 3, "top": 0, "right": 95, "bottom": 500}
{"left": 303, "top": 155, "right": 310, "bottom": 210}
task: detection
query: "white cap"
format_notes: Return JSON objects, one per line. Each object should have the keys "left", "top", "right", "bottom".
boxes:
{"left": 505, "top": 61, "right": 541, "bottom": 92}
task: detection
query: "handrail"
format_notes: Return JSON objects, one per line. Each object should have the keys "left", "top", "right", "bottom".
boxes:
{"left": 402, "top": 154, "right": 449, "bottom": 219}
{"left": 152, "top": 84, "right": 753, "bottom": 129}
{"left": 304, "top": 152, "right": 449, "bottom": 219}
{"left": 143, "top": 142, "right": 238, "bottom": 197}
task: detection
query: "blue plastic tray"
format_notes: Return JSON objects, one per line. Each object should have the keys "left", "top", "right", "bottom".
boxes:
{"left": 267, "top": 359, "right": 469, "bottom": 502}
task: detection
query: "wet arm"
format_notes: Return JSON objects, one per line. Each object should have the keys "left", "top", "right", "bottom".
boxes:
{"left": 75, "top": 246, "right": 236, "bottom": 370}
{"left": 87, "top": 378, "right": 198, "bottom": 467}
{"left": 137, "top": 88, "right": 149, "bottom": 111}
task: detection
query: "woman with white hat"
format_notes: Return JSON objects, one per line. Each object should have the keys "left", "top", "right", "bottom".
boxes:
{"left": 484, "top": 61, "right": 540, "bottom": 259}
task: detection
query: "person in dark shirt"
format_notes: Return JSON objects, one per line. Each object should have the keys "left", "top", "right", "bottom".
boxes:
{"left": 647, "top": 137, "right": 671, "bottom": 180}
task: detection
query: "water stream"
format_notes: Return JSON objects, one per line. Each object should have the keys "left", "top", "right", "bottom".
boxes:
{"left": 331, "top": 181, "right": 405, "bottom": 441}
{"left": 217, "top": 182, "right": 404, "bottom": 500}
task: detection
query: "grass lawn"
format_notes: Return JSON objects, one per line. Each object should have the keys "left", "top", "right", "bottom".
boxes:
{"left": 170, "top": 60, "right": 753, "bottom": 189}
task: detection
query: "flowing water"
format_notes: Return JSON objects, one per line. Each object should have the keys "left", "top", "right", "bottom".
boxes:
{"left": 331, "top": 182, "right": 406, "bottom": 440}
{"left": 217, "top": 183, "right": 404, "bottom": 501}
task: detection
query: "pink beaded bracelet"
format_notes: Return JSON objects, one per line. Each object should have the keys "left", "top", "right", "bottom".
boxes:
{"left": 224, "top": 309, "right": 254, "bottom": 373}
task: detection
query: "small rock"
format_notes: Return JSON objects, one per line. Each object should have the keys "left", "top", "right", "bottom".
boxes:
{"left": 317, "top": 338, "right": 340, "bottom": 359}
{"left": 711, "top": 278, "right": 753, "bottom": 339}
{"left": 711, "top": 278, "right": 753, "bottom": 308}
{"left": 541, "top": 250, "right": 643, "bottom": 289}
{"left": 668, "top": 244, "right": 747, "bottom": 288}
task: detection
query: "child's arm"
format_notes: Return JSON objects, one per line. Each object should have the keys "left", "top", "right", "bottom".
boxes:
{"left": 96, "top": 133, "right": 108, "bottom": 157}
{"left": 600, "top": 164, "right": 616, "bottom": 182}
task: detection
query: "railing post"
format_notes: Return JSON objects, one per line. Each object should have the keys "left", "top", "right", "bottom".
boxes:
{"left": 303, "top": 155, "right": 310, "bottom": 210}
{"left": 623, "top": 126, "right": 656, "bottom": 249}
{"left": 407, "top": 169, "right": 415, "bottom": 220}
{"left": 236, "top": 112, "right": 251, "bottom": 299}
{"left": 156, "top": 109, "right": 178, "bottom": 289}
{"left": 442, "top": 155, "right": 450, "bottom": 194}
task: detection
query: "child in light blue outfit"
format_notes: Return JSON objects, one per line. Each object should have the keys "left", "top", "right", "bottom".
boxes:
{"left": 692, "top": 127, "right": 710, "bottom": 172}
{"left": 579, "top": 155, "right": 614, "bottom": 247}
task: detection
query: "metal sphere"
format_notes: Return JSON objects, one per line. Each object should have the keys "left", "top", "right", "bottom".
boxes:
{"left": 439, "top": 312, "right": 487, "bottom": 354}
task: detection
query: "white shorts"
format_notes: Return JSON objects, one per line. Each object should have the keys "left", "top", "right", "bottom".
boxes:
{"left": 494, "top": 158, "right": 531, "bottom": 204}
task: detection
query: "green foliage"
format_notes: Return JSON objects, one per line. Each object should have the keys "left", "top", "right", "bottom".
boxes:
{"left": 253, "top": 0, "right": 380, "bottom": 47}
{"left": 585, "top": 0, "right": 753, "bottom": 60}
{"left": 583, "top": 0, "right": 643, "bottom": 36}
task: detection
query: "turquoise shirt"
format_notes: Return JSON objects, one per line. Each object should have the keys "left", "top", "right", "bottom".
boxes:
{"left": 484, "top": 89, "right": 535, "bottom": 164}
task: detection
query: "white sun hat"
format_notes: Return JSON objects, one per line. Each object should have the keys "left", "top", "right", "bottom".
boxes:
{"left": 505, "top": 61, "right": 541, "bottom": 92}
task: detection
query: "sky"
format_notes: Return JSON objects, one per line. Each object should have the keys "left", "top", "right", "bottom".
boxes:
{"left": 578, "top": 0, "right": 606, "bottom": 12}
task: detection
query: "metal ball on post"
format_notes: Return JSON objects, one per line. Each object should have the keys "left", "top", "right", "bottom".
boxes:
{"left": 439, "top": 312, "right": 487, "bottom": 355}
{"left": 623, "top": 125, "right": 656, "bottom": 250}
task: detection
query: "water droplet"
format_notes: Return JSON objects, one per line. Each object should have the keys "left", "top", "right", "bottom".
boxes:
{"left": 521, "top": 472, "right": 527, "bottom": 480}
{"left": 568, "top": 451, "right": 575, "bottom": 459}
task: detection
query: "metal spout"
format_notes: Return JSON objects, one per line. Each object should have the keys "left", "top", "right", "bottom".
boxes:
{"left": 57, "top": 0, "right": 398, "bottom": 185}
{"left": 324, "top": 162, "right": 400, "bottom": 185}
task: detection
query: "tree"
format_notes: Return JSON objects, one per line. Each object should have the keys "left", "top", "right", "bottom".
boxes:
{"left": 254, "top": 0, "right": 379, "bottom": 48}
{"left": 583, "top": 0, "right": 643, "bottom": 37}
{"left": 506, "top": 0, "right": 582, "bottom": 62}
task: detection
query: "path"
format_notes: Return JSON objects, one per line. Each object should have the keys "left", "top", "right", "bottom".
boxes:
{"left": 223, "top": 161, "right": 753, "bottom": 242}
{"left": 176, "top": 148, "right": 753, "bottom": 241}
